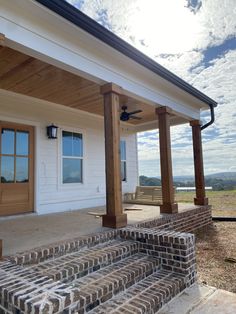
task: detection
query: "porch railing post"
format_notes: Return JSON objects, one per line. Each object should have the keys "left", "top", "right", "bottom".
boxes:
{"left": 190, "top": 120, "right": 208, "bottom": 205}
{"left": 100, "top": 83, "right": 127, "bottom": 228}
{"left": 156, "top": 106, "right": 178, "bottom": 214}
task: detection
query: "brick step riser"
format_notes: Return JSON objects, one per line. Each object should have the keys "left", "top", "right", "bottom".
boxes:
{"left": 12, "top": 231, "right": 119, "bottom": 266}
{"left": 65, "top": 256, "right": 161, "bottom": 314}
{"left": 89, "top": 271, "right": 187, "bottom": 314}
{"left": 62, "top": 247, "right": 140, "bottom": 284}
{"left": 39, "top": 242, "right": 140, "bottom": 283}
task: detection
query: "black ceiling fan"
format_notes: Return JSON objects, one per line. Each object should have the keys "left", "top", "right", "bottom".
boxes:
{"left": 120, "top": 106, "right": 143, "bottom": 121}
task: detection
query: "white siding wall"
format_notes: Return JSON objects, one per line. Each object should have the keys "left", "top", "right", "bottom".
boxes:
{"left": 0, "top": 90, "right": 138, "bottom": 214}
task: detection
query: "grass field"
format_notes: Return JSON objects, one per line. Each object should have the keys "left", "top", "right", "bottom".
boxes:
{"left": 176, "top": 190, "right": 236, "bottom": 216}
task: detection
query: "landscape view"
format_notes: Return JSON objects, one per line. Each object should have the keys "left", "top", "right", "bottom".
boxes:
{"left": 0, "top": 1, "right": 235, "bottom": 313}
{"left": 140, "top": 172, "right": 236, "bottom": 191}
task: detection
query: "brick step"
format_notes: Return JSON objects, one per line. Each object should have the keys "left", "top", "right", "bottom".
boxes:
{"left": 0, "top": 228, "right": 196, "bottom": 314}
{"left": 31, "top": 240, "right": 139, "bottom": 282}
{"left": 66, "top": 253, "right": 160, "bottom": 313}
{"left": 89, "top": 270, "right": 186, "bottom": 314}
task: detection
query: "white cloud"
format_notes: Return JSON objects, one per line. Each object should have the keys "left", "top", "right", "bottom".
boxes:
{"left": 67, "top": 0, "right": 236, "bottom": 176}
{"left": 191, "top": 50, "right": 236, "bottom": 103}
{"left": 74, "top": 0, "right": 236, "bottom": 54}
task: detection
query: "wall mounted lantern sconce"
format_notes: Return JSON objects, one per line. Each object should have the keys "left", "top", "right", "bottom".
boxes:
{"left": 47, "top": 124, "right": 58, "bottom": 139}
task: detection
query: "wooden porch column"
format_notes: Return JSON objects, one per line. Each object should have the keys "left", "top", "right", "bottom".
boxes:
{"left": 190, "top": 120, "right": 208, "bottom": 205}
{"left": 0, "top": 33, "right": 5, "bottom": 46}
{"left": 100, "top": 83, "right": 127, "bottom": 228}
{"left": 156, "top": 107, "right": 178, "bottom": 214}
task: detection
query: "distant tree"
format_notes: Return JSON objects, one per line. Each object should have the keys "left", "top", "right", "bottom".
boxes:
{"left": 139, "top": 176, "right": 161, "bottom": 186}
{"left": 139, "top": 175, "right": 236, "bottom": 191}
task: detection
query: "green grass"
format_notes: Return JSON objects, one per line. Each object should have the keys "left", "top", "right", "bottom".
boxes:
{"left": 176, "top": 190, "right": 236, "bottom": 216}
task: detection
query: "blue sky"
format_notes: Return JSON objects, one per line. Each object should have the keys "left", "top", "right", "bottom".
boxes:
{"left": 66, "top": 0, "right": 236, "bottom": 176}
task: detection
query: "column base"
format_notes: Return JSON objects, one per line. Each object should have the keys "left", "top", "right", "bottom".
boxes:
{"left": 102, "top": 213, "right": 127, "bottom": 228}
{"left": 194, "top": 197, "right": 208, "bottom": 206}
{"left": 160, "top": 203, "right": 178, "bottom": 214}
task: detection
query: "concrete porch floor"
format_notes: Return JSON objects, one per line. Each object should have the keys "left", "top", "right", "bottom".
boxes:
{"left": 0, "top": 203, "right": 198, "bottom": 256}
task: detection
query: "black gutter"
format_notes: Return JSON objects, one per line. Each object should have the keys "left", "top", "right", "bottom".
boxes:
{"left": 212, "top": 216, "right": 236, "bottom": 222}
{"left": 35, "top": 0, "right": 217, "bottom": 129}
{"left": 201, "top": 103, "right": 215, "bottom": 131}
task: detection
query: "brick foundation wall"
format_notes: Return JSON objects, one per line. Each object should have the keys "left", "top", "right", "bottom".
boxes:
{"left": 135, "top": 205, "right": 212, "bottom": 233}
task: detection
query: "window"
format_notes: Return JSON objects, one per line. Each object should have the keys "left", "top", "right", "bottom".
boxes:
{"left": 120, "top": 140, "right": 127, "bottom": 182}
{"left": 62, "top": 131, "right": 83, "bottom": 183}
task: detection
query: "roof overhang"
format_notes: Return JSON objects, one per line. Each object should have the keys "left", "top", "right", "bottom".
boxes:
{"left": 35, "top": 0, "right": 217, "bottom": 109}
{"left": 0, "top": 0, "right": 217, "bottom": 131}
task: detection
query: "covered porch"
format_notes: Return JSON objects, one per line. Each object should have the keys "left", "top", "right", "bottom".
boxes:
{"left": 0, "top": 44, "right": 208, "bottom": 227}
{"left": 0, "top": 202, "right": 208, "bottom": 257}
{"left": 0, "top": 0, "right": 215, "bottom": 263}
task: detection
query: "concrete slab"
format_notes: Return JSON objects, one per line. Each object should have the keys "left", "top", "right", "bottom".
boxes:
{"left": 0, "top": 207, "right": 109, "bottom": 256}
{"left": 158, "top": 284, "right": 236, "bottom": 314}
{"left": 0, "top": 203, "right": 198, "bottom": 256}
{"left": 192, "top": 289, "right": 236, "bottom": 314}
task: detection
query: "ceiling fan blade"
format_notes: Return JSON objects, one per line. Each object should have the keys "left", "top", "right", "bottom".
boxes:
{"left": 128, "top": 109, "right": 143, "bottom": 115}
{"left": 130, "top": 115, "right": 142, "bottom": 120}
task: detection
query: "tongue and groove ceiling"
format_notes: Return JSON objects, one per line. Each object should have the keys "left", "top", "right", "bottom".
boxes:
{"left": 0, "top": 47, "right": 181, "bottom": 126}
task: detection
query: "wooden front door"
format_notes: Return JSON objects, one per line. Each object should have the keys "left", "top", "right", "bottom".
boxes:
{"left": 0, "top": 122, "right": 34, "bottom": 216}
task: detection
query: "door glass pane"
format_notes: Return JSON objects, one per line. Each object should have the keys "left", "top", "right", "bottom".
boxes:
{"left": 73, "top": 133, "right": 83, "bottom": 157}
{"left": 62, "top": 131, "right": 73, "bottom": 156}
{"left": 1, "top": 129, "right": 15, "bottom": 155}
{"left": 16, "top": 157, "right": 29, "bottom": 183}
{"left": 1, "top": 156, "right": 14, "bottom": 183}
{"left": 16, "top": 131, "right": 29, "bottom": 156}
{"left": 63, "top": 158, "right": 82, "bottom": 183}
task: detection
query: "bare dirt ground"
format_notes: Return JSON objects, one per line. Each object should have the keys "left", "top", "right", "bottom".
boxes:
{"left": 176, "top": 191, "right": 236, "bottom": 292}
{"left": 195, "top": 222, "right": 236, "bottom": 293}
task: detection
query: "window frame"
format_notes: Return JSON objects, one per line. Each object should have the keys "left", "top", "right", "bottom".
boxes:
{"left": 61, "top": 129, "right": 84, "bottom": 185}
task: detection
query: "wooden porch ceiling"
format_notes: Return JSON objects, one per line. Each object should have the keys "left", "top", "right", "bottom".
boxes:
{"left": 0, "top": 47, "right": 163, "bottom": 125}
